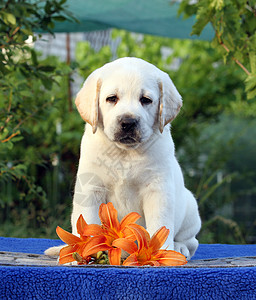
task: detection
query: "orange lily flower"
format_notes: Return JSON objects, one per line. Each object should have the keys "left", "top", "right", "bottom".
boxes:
{"left": 56, "top": 214, "right": 92, "bottom": 264}
{"left": 82, "top": 202, "right": 141, "bottom": 265}
{"left": 56, "top": 202, "right": 186, "bottom": 267}
{"left": 114, "top": 224, "right": 187, "bottom": 266}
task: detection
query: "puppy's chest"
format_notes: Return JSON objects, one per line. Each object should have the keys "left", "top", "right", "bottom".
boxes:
{"left": 95, "top": 147, "right": 142, "bottom": 182}
{"left": 93, "top": 145, "right": 150, "bottom": 218}
{"left": 108, "top": 179, "right": 144, "bottom": 223}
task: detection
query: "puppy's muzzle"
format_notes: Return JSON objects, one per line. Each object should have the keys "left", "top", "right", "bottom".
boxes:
{"left": 115, "top": 115, "right": 141, "bottom": 145}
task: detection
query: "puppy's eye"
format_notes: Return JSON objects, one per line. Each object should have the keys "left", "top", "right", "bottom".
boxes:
{"left": 140, "top": 96, "right": 152, "bottom": 105}
{"left": 106, "top": 95, "right": 118, "bottom": 103}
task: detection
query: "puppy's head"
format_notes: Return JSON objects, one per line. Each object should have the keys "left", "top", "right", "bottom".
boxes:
{"left": 75, "top": 57, "right": 182, "bottom": 149}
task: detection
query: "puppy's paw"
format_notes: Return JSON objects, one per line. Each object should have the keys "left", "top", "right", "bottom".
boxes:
{"left": 63, "top": 261, "right": 78, "bottom": 266}
{"left": 174, "top": 242, "right": 190, "bottom": 260}
{"left": 44, "top": 245, "right": 65, "bottom": 256}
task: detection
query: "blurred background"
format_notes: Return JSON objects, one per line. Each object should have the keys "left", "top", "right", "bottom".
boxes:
{"left": 1, "top": 0, "right": 255, "bottom": 244}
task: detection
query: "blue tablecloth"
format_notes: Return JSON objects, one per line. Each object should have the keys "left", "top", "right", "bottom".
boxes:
{"left": 0, "top": 237, "right": 255, "bottom": 299}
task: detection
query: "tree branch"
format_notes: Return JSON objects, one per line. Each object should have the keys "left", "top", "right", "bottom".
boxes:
{"left": 216, "top": 31, "right": 251, "bottom": 76}
{"left": 1, "top": 131, "right": 20, "bottom": 143}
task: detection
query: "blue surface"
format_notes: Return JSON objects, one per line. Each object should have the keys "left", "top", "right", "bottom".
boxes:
{"left": 0, "top": 236, "right": 65, "bottom": 255}
{"left": 0, "top": 237, "right": 256, "bottom": 300}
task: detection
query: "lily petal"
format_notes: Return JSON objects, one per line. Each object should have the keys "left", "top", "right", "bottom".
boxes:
{"left": 60, "top": 245, "right": 78, "bottom": 257}
{"left": 82, "top": 235, "right": 111, "bottom": 257}
{"left": 154, "top": 250, "right": 187, "bottom": 266}
{"left": 127, "top": 224, "right": 150, "bottom": 250}
{"left": 76, "top": 214, "right": 87, "bottom": 236}
{"left": 59, "top": 253, "right": 75, "bottom": 265}
{"left": 56, "top": 226, "right": 81, "bottom": 245}
{"left": 122, "top": 253, "right": 140, "bottom": 266}
{"left": 108, "top": 248, "right": 121, "bottom": 265}
{"left": 112, "top": 238, "right": 138, "bottom": 254}
{"left": 99, "top": 202, "right": 120, "bottom": 231}
{"left": 149, "top": 226, "right": 170, "bottom": 253}
{"left": 122, "top": 227, "right": 137, "bottom": 241}
{"left": 120, "top": 212, "right": 141, "bottom": 230}
{"left": 83, "top": 224, "right": 104, "bottom": 236}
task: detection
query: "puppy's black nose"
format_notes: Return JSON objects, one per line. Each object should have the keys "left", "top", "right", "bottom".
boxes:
{"left": 119, "top": 116, "right": 139, "bottom": 131}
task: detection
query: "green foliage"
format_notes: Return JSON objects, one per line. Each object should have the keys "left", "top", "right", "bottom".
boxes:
{"left": 0, "top": 0, "right": 77, "bottom": 235}
{"left": 179, "top": 113, "right": 256, "bottom": 244}
{"left": 75, "top": 41, "right": 112, "bottom": 78}
{"left": 179, "top": 0, "right": 256, "bottom": 99}
{"left": 0, "top": 53, "right": 82, "bottom": 237}
{"left": 0, "top": 0, "right": 75, "bottom": 183}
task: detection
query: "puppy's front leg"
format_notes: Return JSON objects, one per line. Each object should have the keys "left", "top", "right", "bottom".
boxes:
{"left": 142, "top": 183, "right": 175, "bottom": 250}
{"left": 44, "top": 178, "right": 106, "bottom": 258}
{"left": 71, "top": 174, "right": 107, "bottom": 235}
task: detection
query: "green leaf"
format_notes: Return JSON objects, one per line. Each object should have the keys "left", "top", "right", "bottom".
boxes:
{"left": 245, "top": 75, "right": 256, "bottom": 99}
{"left": 0, "top": 128, "right": 9, "bottom": 140}
{"left": 2, "top": 12, "right": 16, "bottom": 25}
{"left": 6, "top": 141, "right": 13, "bottom": 150}
{"left": 11, "top": 136, "right": 24, "bottom": 143}
{"left": 19, "top": 90, "right": 32, "bottom": 97}
{"left": 15, "top": 164, "right": 27, "bottom": 172}
{"left": 53, "top": 16, "right": 67, "bottom": 22}
{"left": 45, "top": 1, "right": 52, "bottom": 14}
{"left": 210, "top": 0, "right": 224, "bottom": 10}
{"left": 41, "top": 78, "right": 53, "bottom": 89}
{"left": 21, "top": 28, "right": 33, "bottom": 36}
{"left": 249, "top": 52, "right": 256, "bottom": 74}
{"left": 31, "top": 49, "right": 38, "bottom": 66}
{"left": 191, "top": 6, "right": 213, "bottom": 36}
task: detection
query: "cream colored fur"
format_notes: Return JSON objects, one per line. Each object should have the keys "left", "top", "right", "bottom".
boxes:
{"left": 45, "top": 57, "right": 201, "bottom": 259}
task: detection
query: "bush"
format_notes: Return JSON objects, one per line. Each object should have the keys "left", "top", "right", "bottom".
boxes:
{"left": 0, "top": 0, "right": 77, "bottom": 236}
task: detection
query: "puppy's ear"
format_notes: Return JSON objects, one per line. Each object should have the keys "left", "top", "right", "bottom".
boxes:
{"left": 75, "top": 71, "right": 102, "bottom": 134}
{"left": 158, "top": 72, "right": 182, "bottom": 133}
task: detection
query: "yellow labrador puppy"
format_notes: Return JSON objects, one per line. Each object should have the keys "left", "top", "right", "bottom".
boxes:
{"left": 46, "top": 57, "right": 201, "bottom": 259}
